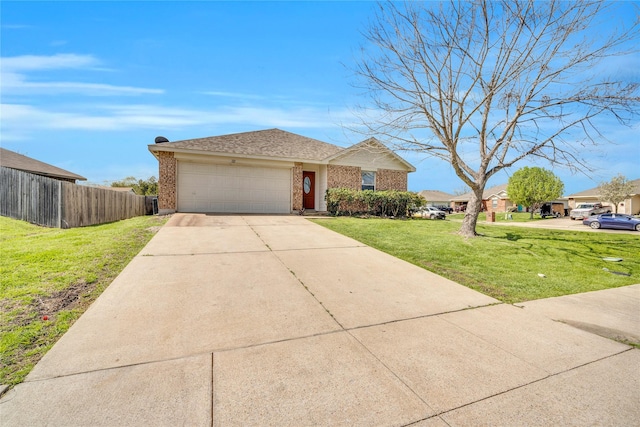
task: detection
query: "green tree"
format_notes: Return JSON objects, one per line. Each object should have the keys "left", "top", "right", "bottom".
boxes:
{"left": 352, "top": 0, "right": 639, "bottom": 237}
{"left": 507, "top": 167, "right": 564, "bottom": 219}
{"left": 599, "top": 175, "right": 634, "bottom": 213}
{"left": 111, "top": 176, "right": 158, "bottom": 196}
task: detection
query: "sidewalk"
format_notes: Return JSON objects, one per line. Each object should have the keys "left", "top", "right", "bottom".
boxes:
{"left": 1, "top": 214, "right": 638, "bottom": 426}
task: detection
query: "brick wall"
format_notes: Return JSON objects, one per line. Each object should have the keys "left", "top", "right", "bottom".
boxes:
{"left": 376, "top": 169, "right": 408, "bottom": 191}
{"left": 292, "top": 162, "right": 303, "bottom": 211}
{"left": 327, "top": 164, "right": 361, "bottom": 190}
{"left": 484, "top": 198, "right": 508, "bottom": 214}
{"left": 158, "top": 151, "right": 177, "bottom": 211}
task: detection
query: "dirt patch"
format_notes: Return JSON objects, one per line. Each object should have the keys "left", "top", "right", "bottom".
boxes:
{"left": 1, "top": 281, "right": 95, "bottom": 331}
{"left": 33, "top": 281, "right": 94, "bottom": 317}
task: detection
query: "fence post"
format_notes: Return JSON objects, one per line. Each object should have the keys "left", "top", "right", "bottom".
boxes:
{"left": 57, "top": 180, "right": 62, "bottom": 228}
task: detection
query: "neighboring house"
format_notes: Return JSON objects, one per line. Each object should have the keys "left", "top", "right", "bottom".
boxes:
{"left": 418, "top": 190, "right": 454, "bottom": 207}
{"left": 567, "top": 179, "right": 640, "bottom": 215}
{"left": 148, "top": 128, "right": 415, "bottom": 214}
{"left": 450, "top": 183, "right": 514, "bottom": 213}
{"left": 0, "top": 147, "right": 86, "bottom": 183}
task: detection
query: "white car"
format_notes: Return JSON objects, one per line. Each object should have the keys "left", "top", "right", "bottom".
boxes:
{"left": 418, "top": 206, "right": 446, "bottom": 219}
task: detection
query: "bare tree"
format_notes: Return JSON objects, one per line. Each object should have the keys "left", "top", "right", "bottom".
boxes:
{"left": 599, "top": 174, "right": 635, "bottom": 213}
{"left": 353, "top": 0, "right": 639, "bottom": 237}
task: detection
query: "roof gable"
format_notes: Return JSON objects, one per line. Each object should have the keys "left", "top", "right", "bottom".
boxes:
{"left": 325, "top": 137, "right": 416, "bottom": 172}
{"left": 0, "top": 148, "right": 86, "bottom": 181}
{"left": 418, "top": 190, "right": 455, "bottom": 201}
{"left": 450, "top": 183, "right": 509, "bottom": 201}
{"left": 149, "top": 128, "right": 343, "bottom": 162}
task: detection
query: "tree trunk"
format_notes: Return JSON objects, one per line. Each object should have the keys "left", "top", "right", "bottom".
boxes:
{"left": 459, "top": 187, "right": 485, "bottom": 237}
{"left": 530, "top": 208, "right": 534, "bottom": 220}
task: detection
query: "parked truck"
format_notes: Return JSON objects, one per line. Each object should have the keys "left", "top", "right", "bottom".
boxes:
{"left": 569, "top": 202, "right": 611, "bottom": 220}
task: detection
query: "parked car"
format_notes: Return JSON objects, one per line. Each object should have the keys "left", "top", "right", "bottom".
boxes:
{"left": 435, "top": 205, "right": 454, "bottom": 214}
{"left": 418, "top": 206, "right": 446, "bottom": 219}
{"left": 582, "top": 213, "right": 640, "bottom": 231}
{"left": 570, "top": 203, "right": 610, "bottom": 220}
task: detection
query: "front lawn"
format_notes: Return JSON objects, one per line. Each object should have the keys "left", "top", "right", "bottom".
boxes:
{"left": 0, "top": 215, "right": 168, "bottom": 387}
{"left": 312, "top": 217, "right": 639, "bottom": 303}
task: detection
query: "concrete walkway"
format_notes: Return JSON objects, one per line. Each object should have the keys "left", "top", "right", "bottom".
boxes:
{"left": 1, "top": 214, "right": 638, "bottom": 426}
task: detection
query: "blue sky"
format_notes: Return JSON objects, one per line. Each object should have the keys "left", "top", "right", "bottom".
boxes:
{"left": 1, "top": 1, "right": 638, "bottom": 195}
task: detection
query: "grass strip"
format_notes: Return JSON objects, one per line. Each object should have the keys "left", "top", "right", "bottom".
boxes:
{"left": 0, "top": 215, "right": 168, "bottom": 386}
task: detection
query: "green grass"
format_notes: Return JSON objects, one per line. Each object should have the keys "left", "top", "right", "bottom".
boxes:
{"left": 312, "top": 217, "right": 639, "bottom": 304}
{"left": 0, "top": 215, "right": 168, "bottom": 387}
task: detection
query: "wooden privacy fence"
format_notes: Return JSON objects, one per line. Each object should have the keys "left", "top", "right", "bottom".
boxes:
{"left": 1, "top": 167, "right": 147, "bottom": 228}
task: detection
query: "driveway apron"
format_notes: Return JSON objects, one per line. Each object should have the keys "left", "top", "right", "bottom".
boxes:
{"left": 1, "top": 214, "right": 638, "bottom": 426}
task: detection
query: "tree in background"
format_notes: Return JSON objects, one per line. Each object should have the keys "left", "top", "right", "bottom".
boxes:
{"left": 353, "top": 0, "right": 639, "bottom": 237}
{"left": 111, "top": 176, "right": 158, "bottom": 196}
{"left": 507, "top": 167, "right": 564, "bottom": 219}
{"left": 599, "top": 175, "right": 634, "bottom": 213}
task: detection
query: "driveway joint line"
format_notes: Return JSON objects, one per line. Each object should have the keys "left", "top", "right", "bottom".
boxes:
{"left": 345, "top": 302, "right": 504, "bottom": 332}
{"left": 210, "top": 353, "right": 215, "bottom": 427}
{"left": 139, "top": 249, "right": 270, "bottom": 257}
{"left": 246, "top": 222, "right": 348, "bottom": 330}
{"left": 346, "top": 329, "right": 436, "bottom": 413}
{"left": 431, "top": 347, "right": 636, "bottom": 418}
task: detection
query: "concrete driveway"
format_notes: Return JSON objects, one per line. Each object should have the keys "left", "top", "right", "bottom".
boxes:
{"left": 2, "top": 214, "right": 638, "bottom": 426}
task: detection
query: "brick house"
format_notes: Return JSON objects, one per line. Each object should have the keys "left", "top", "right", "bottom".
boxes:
{"left": 450, "top": 183, "right": 514, "bottom": 213}
{"left": 148, "top": 129, "right": 415, "bottom": 214}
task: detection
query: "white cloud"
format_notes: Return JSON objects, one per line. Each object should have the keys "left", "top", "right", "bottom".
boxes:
{"left": 1, "top": 53, "right": 99, "bottom": 71}
{"left": 0, "top": 103, "right": 355, "bottom": 135}
{"left": 201, "top": 91, "right": 266, "bottom": 100}
{"left": 0, "top": 53, "right": 163, "bottom": 96}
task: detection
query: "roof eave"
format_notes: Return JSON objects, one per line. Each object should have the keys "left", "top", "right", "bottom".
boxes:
{"left": 149, "top": 144, "right": 328, "bottom": 165}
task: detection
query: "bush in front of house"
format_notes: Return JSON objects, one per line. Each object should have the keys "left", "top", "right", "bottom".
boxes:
{"left": 326, "top": 188, "right": 425, "bottom": 217}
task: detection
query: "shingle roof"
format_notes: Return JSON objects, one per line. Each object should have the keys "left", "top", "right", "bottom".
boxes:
{"left": 418, "top": 190, "right": 455, "bottom": 201}
{"left": 149, "top": 128, "right": 344, "bottom": 162}
{"left": 0, "top": 147, "right": 86, "bottom": 181}
{"left": 450, "top": 183, "right": 508, "bottom": 201}
{"left": 567, "top": 178, "right": 640, "bottom": 198}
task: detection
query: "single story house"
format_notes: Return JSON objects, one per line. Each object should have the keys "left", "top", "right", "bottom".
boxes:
{"left": 417, "top": 190, "right": 454, "bottom": 207}
{"left": 567, "top": 178, "right": 640, "bottom": 215}
{"left": 148, "top": 128, "right": 415, "bottom": 214}
{"left": 450, "top": 183, "right": 513, "bottom": 213}
{"left": 0, "top": 147, "right": 86, "bottom": 183}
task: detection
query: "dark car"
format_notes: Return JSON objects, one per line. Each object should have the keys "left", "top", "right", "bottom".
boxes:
{"left": 583, "top": 213, "right": 640, "bottom": 231}
{"left": 435, "top": 205, "right": 454, "bottom": 214}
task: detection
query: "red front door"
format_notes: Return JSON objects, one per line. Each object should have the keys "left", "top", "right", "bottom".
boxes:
{"left": 302, "top": 171, "right": 315, "bottom": 209}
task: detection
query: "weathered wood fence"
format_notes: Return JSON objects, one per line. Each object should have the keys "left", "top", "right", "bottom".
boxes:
{"left": 0, "top": 167, "right": 147, "bottom": 228}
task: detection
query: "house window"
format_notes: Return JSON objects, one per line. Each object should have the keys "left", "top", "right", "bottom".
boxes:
{"left": 362, "top": 171, "right": 376, "bottom": 191}
{"left": 492, "top": 198, "right": 498, "bottom": 209}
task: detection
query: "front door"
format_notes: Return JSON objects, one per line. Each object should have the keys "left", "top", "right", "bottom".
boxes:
{"left": 302, "top": 171, "right": 315, "bottom": 210}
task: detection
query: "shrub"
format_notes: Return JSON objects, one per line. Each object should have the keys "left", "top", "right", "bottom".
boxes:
{"left": 325, "top": 188, "right": 424, "bottom": 217}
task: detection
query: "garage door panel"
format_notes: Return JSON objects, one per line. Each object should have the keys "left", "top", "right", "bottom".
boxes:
{"left": 178, "top": 162, "right": 291, "bottom": 213}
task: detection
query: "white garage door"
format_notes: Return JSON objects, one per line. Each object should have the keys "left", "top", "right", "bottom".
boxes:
{"left": 178, "top": 162, "right": 291, "bottom": 213}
